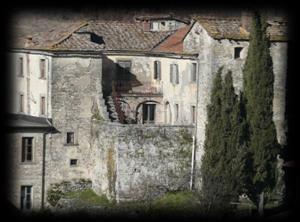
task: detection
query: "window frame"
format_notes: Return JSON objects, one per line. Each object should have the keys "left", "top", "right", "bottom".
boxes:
{"left": 142, "top": 103, "right": 156, "bottom": 124}
{"left": 20, "top": 185, "right": 33, "bottom": 210}
{"left": 21, "top": 137, "right": 33, "bottom": 163}
{"left": 234, "top": 47, "right": 243, "bottom": 59}
{"left": 191, "top": 105, "right": 196, "bottom": 124}
{"left": 154, "top": 60, "right": 161, "bottom": 80}
{"left": 40, "top": 96, "right": 46, "bottom": 116}
{"left": 70, "top": 159, "right": 78, "bottom": 166}
{"left": 191, "top": 63, "right": 197, "bottom": 83}
{"left": 66, "top": 132, "right": 75, "bottom": 145}
{"left": 170, "top": 64, "right": 179, "bottom": 84}
{"left": 39, "top": 58, "right": 46, "bottom": 79}
{"left": 19, "top": 93, "right": 25, "bottom": 113}
{"left": 18, "top": 57, "right": 24, "bottom": 77}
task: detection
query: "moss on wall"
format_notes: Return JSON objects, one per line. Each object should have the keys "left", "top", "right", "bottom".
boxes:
{"left": 107, "top": 147, "right": 116, "bottom": 198}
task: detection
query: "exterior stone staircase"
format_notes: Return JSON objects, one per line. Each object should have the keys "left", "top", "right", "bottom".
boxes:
{"left": 105, "top": 96, "right": 120, "bottom": 122}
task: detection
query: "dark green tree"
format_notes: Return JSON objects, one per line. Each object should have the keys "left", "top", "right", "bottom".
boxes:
{"left": 200, "top": 69, "right": 247, "bottom": 215}
{"left": 242, "top": 12, "right": 280, "bottom": 215}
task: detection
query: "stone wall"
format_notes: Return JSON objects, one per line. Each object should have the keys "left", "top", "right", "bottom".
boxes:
{"left": 183, "top": 21, "right": 288, "bottom": 190}
{"left": 7, "top": 131, "right": 48, "bottom": 210}
{"left": 102, "top": 54, "right": 198, "bottom": 124}
{"left": 45, "top": 55, "right": 106, "bottom": 203}
{"left": 90, "top": 122, "right": 195, "bottom": 202}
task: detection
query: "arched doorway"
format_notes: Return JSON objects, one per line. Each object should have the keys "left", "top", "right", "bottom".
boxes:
{"left": 135, "top": 100, "right": 159, "bottom": 124}
{"left": 164, "top": 101, "right": 172, "bottom": 124}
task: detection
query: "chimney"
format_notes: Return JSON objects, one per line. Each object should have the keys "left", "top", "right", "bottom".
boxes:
{"left": 241, "top": 10, "right": 253, "bottom": 32}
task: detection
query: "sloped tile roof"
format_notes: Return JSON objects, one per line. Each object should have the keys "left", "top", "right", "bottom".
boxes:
{"left": 10, "top": 15, "right": 88, "bottom": 49}
{"left": 195, "top": 17, "right": 288, "bottom": 41}
{"left": 152, "top": 24, "right": 193, "bottom": 53}
{"left": 53, "top": 21, "right": 174, "bottom": 51}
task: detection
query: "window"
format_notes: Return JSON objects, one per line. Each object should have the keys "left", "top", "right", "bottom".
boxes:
{"left": 21, "top": 186, "right": 32, "bottom": 210}
{"left": 191, "top": 63, "right": 197, "bottom": 83}
{"left": 234, "top": 47, "right": 243, "bottom": 59}
{"left": 18, "top": 57, "right": 24, "bottom": 77}
{"left": 70, "top": 159, "right": 78, "bottom": 166}
{"left": 22, "top": 137, "right": 33, "bottom": 162}
{"left": 142, "top": 104, "right": 156, "bottom": 124}
{"left": 154, "top": 61, "right": 161, "bottom": 80}
{"left": 191, "top": 106, "right": 196, "bottom": 124}
{"left": 40, "top": 96, "right": 46, "bottom": 116}
{"left": 174, "top": 104, "right": 179, "bottom": 122}
{"left": 66, "top": 132, "right": 74, "bottom": 145}
{"left": 19, "top": 94, "right": 24, "bottom": 113}
{"left": 170, "top": 64, "right": 179, "bottom": 84}
{"left": 40, "top": 59, "right": 46, "bottom": 79}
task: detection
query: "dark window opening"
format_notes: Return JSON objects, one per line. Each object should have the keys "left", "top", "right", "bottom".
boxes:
{"left": 90, "top": 33, "right": 104, "bottom": 44}
{"left": 66, "top": 132, "right": 74, "bottom": 144}
{"left": 21, "top": 186, "right": 32, "bottom": 210}
{"left": 154, "top": 61, "right": 161, "bottom": 80}
{"left": 234, "top": 47, "right": 243, "bottom": 59}
{"left": 22, "top": 137, "right": 33, "bottom": 162}
{"left": 40, "top": 59, "right": 46, "bottom": 79}
{"left": 40, "top": 96, "right": 46, "bottom": 115}
{"left": 19, "top": 57, "right": 24, "bottom": 77}
{"left": 142, "top": 104, "right": 156, "bottom": 124}
{"left": 20, "top": 94, "right": 24, "bottom": 113}
{"left": 191, "top": 63, "right": 197, "bottom": 82}
{"left": 70, "top": 159, "right": 78, "bottom": 166}
{"left": 191, "top": 106, "right": 196, "bottom": 124}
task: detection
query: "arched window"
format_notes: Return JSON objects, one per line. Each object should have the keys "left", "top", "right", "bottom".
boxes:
{"left": 165, "top": 101, "right": 172, "bottom": 124}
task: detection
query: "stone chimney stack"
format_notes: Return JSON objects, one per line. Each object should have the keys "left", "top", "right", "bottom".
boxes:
{"left": 241, "top": 10, "right": 253, "bottom": 31}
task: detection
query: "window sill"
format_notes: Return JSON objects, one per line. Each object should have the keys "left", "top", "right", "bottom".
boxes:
{"left": 39, "top": 77, "right": 47, "bottom": 80}
{"left": 64, "top": 143, "right": 79, "bottom": 147}
{"left": 20, "top": 161, "right": 36, "bottom": 165}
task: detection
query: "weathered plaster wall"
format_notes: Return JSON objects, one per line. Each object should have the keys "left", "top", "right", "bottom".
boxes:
{"left": 103, "top": 54, "right": 198, "bottom": 124}
{"left": 8, "top": 51, "right": 52, "bottom": 118}
{"left": 90, "top": 122, "right": 194, "bottom": 202}
{"left": 47, "top": 55, "right": 105, "bottom": 193}
{"left": 183, "top": 21, "right": 288, "bottom": 190}
{"left": 7, "top": 132, "right": 50, "bottom": 210}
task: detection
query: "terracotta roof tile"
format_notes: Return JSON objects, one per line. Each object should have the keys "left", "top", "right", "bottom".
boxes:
{"left": 53, "top": 21, "right": 174, "bottom": 51}
{"left": 195, "top": 17, "right": 288, "bottom": 41}
{"left": 152, "top": 24, "right": 193, "bottom": 53}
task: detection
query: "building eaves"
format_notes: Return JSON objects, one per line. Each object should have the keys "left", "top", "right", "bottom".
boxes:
{"left": 195, "top": 16, "right": 288, "bottom": 42}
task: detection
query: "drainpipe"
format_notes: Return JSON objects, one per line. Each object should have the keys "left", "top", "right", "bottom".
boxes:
{"left": 190, "top": 58, "right": 200, "bottom": 190}
{"left": 41, "top": 118, "right": 54, "bottom": 209}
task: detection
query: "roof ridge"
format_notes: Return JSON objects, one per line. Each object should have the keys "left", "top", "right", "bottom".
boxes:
{"left": 49, "top": 20, "right": 90, "bottom": 49}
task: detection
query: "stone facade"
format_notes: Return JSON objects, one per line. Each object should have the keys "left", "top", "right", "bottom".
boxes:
{"left": 7, "top": 131, "right": 51, "bottom": 210}
{"left": 7, "top": 14, "right": 288, "bottom": 212}
{"left": 103, "top": 53, "right": 198, "bottom": 124}
{"left": 183, "top": 22, "right": 288, "bottom": 190}
{"left": 90, "top": 122, "right": 194, "bottom": 202}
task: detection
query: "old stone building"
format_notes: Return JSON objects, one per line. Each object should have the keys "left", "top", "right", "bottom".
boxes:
{"left": 6, "top": 11, "right": 288, "bottom": 211}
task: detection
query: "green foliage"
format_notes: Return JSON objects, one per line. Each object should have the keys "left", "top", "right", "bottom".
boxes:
{"left": 151, "top": 191, "right": 200, "bottom": 215}
{"left": 201, "top": 68, "right": 247, "bottom": 214}
{"left": 47, "top": 186, "right": 64, "bottom": 207}
{"left": 242, "top": 12, "right": 280, "bottom": 207}
{"left": 64, "top": 189, "right": 111, "bottom": 206}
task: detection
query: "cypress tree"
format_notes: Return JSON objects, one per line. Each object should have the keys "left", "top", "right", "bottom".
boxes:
{"left": 201, "top": 69, "right": 247, "bottom": 215}
{"left": 242, "top": 12, "right": 280, "bottom": 215}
